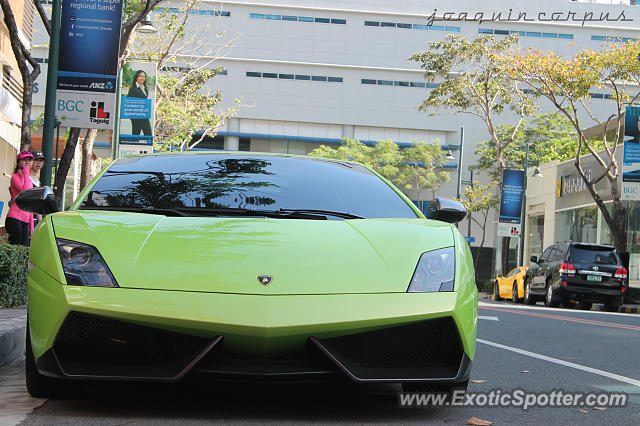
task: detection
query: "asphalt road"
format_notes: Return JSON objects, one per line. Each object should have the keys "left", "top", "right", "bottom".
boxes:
{"left": 3, "top": 300, "right": 639, "bottom": 425}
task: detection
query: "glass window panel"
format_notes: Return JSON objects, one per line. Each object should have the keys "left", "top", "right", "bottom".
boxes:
{"left": 591, "top": 35, "right": 606, "bottom": 41}
{"left": 246, "top": 71, "right": 261, "bottom": 77}
{"left": 327, "top": 77, "right": 343, "bottom": 82}
{"left": 279, "top": 74, "right": 294, "bottom": 79}
{"left": 295, "top": 74, "right": 311, "bottom": 80}
{"left": 361, "top": 79, "right": 377, "bottom": 84}
{"left": 331, "top": 18, "right": 346, "bottom": 24}
{"left": 410, "top": 82, "right": 426, "bottom": 88}
{"left": 315, "top": 17, "right": 330, "bottom": 23}
{"left": 542, "top": 33, "right": 557, "bottom": 38}
{"left": 381, "top": 22, "right": 396, "bottom": 27}
{"left": 263, "top": 72, "right": 278, "bottom": 78}
{"left": 478, "top": 28, "right": 493, "bottom": 34}
{"left": 397, "top": 23, "right": 412, "bottom": 29}
{"left": 413, "top": 24, "right": 428, "bottom": 30}
{"left": 378, "top": 80, "right": 393, "bottom": 85}
{"left": 298, "top": 16, "right": 314, "bottom": 22}
{"left": 394, "top": 81, "right": 409, "bottom": 87}
{"left": 526, "top": 32, "right": 542, "bottom": 37}
{"left": 249, "top": 13, "right": 265, "bottom": 19}
{"left": 430, "top": 25, "right": 444, "bottom": 31}
{"left": 494, "top": 29, "right": 509, "bottom": 35}
{"left": 558, "top": 33, "right": 573, "bottom": 39}
{"left": 266, "top": 14, "right": 281, "bottom": 20}
{"left": 282, "top": 15, "right": 297, "bottom": 21}
{"left": 510, "top": 30, "right": 525, "bottom": 36}
{"left": 312, "top": 76, "right": 327, "bottom": 81}
{"left": 364, "top": 21, "right": 380, "bottom": 26}
{"left": 445, "top": 26, "right": 460, "bottom": 32}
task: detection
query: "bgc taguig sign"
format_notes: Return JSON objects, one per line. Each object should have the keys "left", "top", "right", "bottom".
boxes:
{"left": 56, "top": 0, "right": 123, "bottom": 130}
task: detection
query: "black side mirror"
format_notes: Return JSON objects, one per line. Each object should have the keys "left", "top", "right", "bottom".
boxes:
{"left": 15, "top": 186, "right": 59, "bottom": 215}
{"left": 530, "top": 255, "right": 538, "bottom": 264}
{"left": 426, "top": 197, "right": 467, "bottom": 224}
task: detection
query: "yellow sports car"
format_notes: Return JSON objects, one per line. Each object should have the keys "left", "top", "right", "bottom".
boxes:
{"left": 494, "top": 266, "right": 528, "bottom": 303}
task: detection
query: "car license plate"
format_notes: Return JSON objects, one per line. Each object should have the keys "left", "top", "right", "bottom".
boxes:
{"left": 587, "top": 275, "right": 602, "bottom": 282}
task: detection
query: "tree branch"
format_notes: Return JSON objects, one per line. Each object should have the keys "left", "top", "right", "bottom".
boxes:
{"left": 33, "top": 0, "right": 51, "bottom": 35}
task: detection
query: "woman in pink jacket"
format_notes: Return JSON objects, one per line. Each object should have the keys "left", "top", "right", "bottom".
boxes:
{"left": 5, "top": 151, "right": 34, "bottom": 246}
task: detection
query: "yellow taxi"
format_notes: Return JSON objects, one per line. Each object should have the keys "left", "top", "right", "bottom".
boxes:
{"left": 494, "top": 266, "right": 528, "bottom": 302}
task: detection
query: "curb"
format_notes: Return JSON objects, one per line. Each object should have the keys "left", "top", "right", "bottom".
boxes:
{"left": 483, "top": 299, "right": 640, "bottom": 314}
{"left": 0, "top": 306, "right": 27, "bottom": 368}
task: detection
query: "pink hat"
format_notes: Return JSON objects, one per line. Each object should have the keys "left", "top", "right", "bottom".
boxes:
{"left": 17, "top": 150, "right": 34, "bottom": 160}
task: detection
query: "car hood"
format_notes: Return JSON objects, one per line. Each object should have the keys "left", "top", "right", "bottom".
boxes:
{"left": 51, "top": 211, "right": 455, "bottom": 294}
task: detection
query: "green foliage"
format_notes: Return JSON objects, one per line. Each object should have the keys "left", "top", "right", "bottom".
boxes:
{"left": 0, "top": 244, "right": 29, "bottom": 307}
{"left": 309, "top": 138, "right": 451, "bottom": 204}
{"left": 459, "top": 180, "right": 499, "bottom": 215}
{"left": 473, "top": 112, "right": 585, "bottom": 180}
{"left": 155, "top": 67, "right": 237, "bottom": 151}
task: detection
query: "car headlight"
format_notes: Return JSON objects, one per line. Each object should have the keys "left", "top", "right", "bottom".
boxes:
{"left": 56, "top": 239, "right": 118, "bottom": 287}
{"left": 407, "top": 247, "right": 455, "bottom": 292}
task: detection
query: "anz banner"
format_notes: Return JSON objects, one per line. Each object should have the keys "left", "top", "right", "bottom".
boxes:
{"left": 55, "top": 0, "right": 123, "bottom": 130}
{"left": 498, "top": 169, "right": 524, "bottom": 237}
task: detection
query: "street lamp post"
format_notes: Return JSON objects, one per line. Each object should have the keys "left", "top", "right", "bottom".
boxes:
{"left": 456, "top": 126, "right": 464, "bottom": 200}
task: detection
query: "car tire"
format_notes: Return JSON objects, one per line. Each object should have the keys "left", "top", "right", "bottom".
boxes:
{"left": 523, "top": 279, "right": 535, "bottom": 305}
{"left": 402, "top": 380, "right": 469, "bottom": 398}
{"left": 579, "top": 301, "right": 593, "bottom": 311}
{"left": 512, "top": 282, "right": 520, "bottom": 303}
{"left": 25, "top": 325, "right": 78, "bottom": 398}
{"left": 544, "top": 283, "right": 560, "bottom": 308}
{"left": 604, "top": 299, "right": 622, "bottom": 312}
{"left": 494, "top": 281, "right": 501, "bottom": 301}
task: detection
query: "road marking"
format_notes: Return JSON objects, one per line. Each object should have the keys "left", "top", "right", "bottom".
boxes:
{"left": 479, "top": 306, "right": 640, "bottom": 331}
{"left": 477, "top": 338, "right": 640, "bottom": 388}
{"left": 478, "top": 315, "right": 500, "bottom": 321}
{"left": 479, "top": 301, "right": 638, "bottom": 318}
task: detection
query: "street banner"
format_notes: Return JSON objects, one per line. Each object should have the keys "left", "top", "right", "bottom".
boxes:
{"left": 624, "top": 105, "right": 640, "bottom": 141}
{"left": 119, "top": 61, "right": 156, "bottom": 145}
{"left": 622, "top": 140, "right": 640, "bottom": 200}
{"left": 55, "top": 0, "right": 123, "bottom": 129}
{"left": 119, "top": 144, "right": 153, "bottom": 157}
{"left": 498, "top": 169, "right": 524, "bottom": 237}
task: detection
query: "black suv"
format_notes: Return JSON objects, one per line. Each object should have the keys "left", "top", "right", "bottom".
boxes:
{"left": 524, "top": 242, "right": 628, "bottom": 311}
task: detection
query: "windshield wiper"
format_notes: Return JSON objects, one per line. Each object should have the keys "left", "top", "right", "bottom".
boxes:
{"left": 277, "top": 208, "right": 363, "bottom": 219}
{"left": 79, "top": 206, "right": 191, "bottom": 217}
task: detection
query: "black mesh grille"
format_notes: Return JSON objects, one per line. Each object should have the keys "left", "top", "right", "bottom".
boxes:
{"left": 317, "top": 317, "right": 463, "bottom": 380}
{"left": 53, "top": 311, "right": 216, "bottom": 379}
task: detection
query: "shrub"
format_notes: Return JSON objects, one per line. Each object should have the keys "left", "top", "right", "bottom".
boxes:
{"left": 0, "top": 244, "right": 29, "bottom": 307}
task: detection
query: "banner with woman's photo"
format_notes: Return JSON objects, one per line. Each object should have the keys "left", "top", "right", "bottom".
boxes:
{"left": 119, "top": 61, "right": 156, "bottom": 146}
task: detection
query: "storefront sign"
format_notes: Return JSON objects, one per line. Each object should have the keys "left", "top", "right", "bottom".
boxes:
{"left": 56, "top": 0, "right": 123, "bottom": 129}
{"left": 498, "top": 169, "right": 524, "bottom": 237}
{"left": 622, "top": 140, "right": 640, "bottom": 201}
{"left": 119, "top": 61, "right": 156, "bottom": 146}
{"left": 558, "top": 168, "right": 591, "bottom": 197}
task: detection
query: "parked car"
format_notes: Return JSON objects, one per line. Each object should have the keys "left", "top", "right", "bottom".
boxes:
{"left": 16, "top": 152, "right": 477, "bottom": 397}
{"left": 524, "top": 242, "right": 628, "bottom": 311}
{"left": 494, "top": 266, "right": 528, "bottom": 303}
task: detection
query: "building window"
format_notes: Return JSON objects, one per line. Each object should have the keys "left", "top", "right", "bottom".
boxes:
{"left": 279, "top": 73, "right": 294, "bottom": 79}
{"left": 361, "top": 79, "right": 377, "bottom": 84}
{"left": 295, "top": 74, "right": 311, "bottom": 80}
{"left": 311, "top": 76, "right": 327, "bottom": 81}
{"left": 247, "top": 72, "right": 342, "bottom": 83}
{"left": 361, "top": 79, "right": 438, "bottom": 88}
{"left": 157, "top": 7, "right": 230, "bottom": 16}
{"left": 366, "top": 21, "right": 459, "bottom": 32}
{"left": 364, "top": 21, "right": 380, "bottom": 26}
{"left": 327, "top": 77, "right": 343, "bottom": 83}
{"left": 251, "top": 13, "right": 346, "bottom": 24}
{"left": 263, "top": 72, "right": 278, "bottom": 78}
{"left": 246, "top": 71, "right": 262, "bottom": 77}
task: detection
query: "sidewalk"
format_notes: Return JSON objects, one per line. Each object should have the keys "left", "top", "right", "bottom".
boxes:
{"left": 482, "top": 293, "right": 640, "bottom": 313}
{"left": 0, "top": 306, "right": 27, "bottom": 368}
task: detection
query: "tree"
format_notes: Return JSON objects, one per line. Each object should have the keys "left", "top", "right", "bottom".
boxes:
{"left": 410, "top": 35, "right": 537, "bottom": 173}
{"left": 458, "top": 181, "right": 499, "bottom": 280}
{"left": 0, "top": 0, "right": 42, "bottom": 151}
{"left": 503, "top": 41, "right": 640, "bottom": 254}
{"left": 309, "top": 138, "right": 451, "bottom": 208}
{"left": 410, "top": 34, "right": 538, "bottom": 273}
{"left": 395, "top": 143, "right": 450, "bottom": 211}
{"left": 309, "top": 138, "right": 402, "bottom": 181}
{"left": 473, "top": 112, "right": 585, "bottom": 180}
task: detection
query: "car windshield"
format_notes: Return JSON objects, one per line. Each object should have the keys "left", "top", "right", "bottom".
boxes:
{"left": 78, "top": 154, "right": 419, "bottom": 219}
{"left": 568, "top": 245, "right": 620, "bottom": 265}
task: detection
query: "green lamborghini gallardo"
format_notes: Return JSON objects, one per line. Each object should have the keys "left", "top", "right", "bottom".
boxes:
{"left": 17, "top": 152, "right": 477, "bottom": 397}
